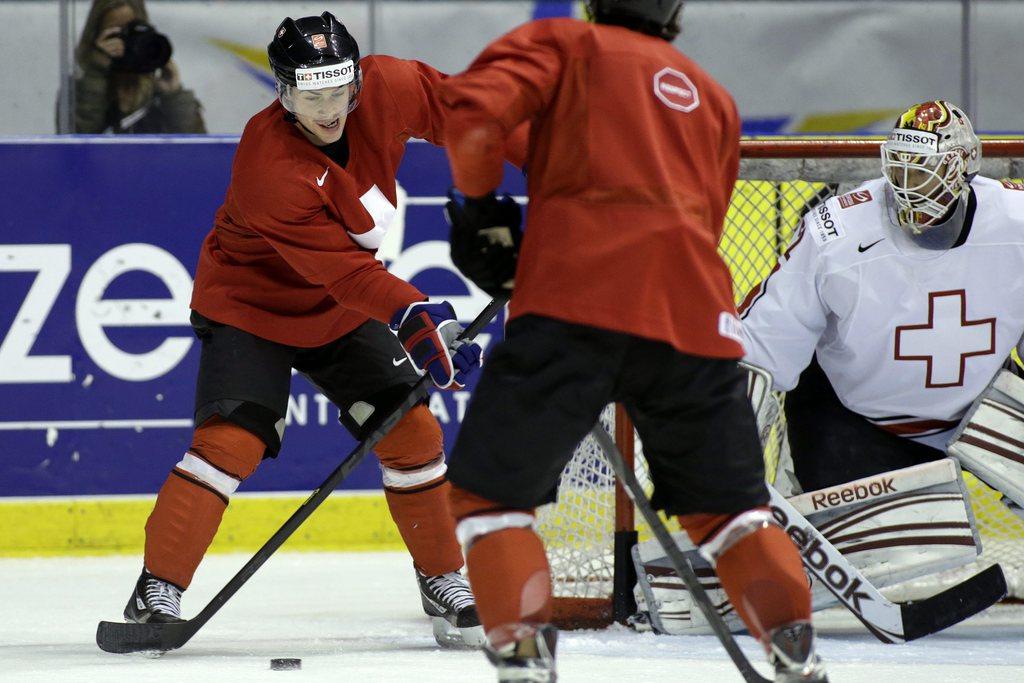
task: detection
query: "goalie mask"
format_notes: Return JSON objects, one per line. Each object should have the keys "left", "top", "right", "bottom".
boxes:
{"left": 267, "top": 12, "right": 362, "bottom": 136}
{"left": 881, "top": 101, "right": 981, "bottom": 234}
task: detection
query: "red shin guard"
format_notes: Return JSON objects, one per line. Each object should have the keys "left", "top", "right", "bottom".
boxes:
{"left": 464, "top": 527, "right": 552, "bottom": 638}
{"left": 144, "top": 417, "right": 264, "bottom": 589}
{"left": 144, "top": 472, "right": 227, "bottom": 589}
{"left": 384, "top": 479, "right": 464, "bottom": 576}
{"left": 681, "top": 511, "right": 810, "bottom": 642}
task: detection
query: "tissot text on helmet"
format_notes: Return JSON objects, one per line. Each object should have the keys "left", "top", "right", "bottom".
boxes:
{"left": 294, "top": 60, "right": 356, "bottom": 91}
{"left": 886, "top": 129, "right": 940, "bottom": 154}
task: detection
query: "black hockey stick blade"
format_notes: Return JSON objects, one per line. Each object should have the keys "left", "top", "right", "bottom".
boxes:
{"left": 899, "top": 563, "right": 1007, "bottom": 641}
{"left": 590, "top": 425, "right": 772, "bottom": 683}
{"left": 96, "top": 298, "right": 506, "bottom": 654}
{"left": 96, "top": 620, "right": 196, "bottom": 655}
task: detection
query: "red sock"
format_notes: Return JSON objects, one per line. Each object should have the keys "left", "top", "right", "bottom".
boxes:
{"left": 681, "top": 512, "right": 810, "bottom": 641}
{"left": 465, "top": 527, "right": 552, "bottom": 640}
{"left": 384, "top": 479, "right": 464, "bottom": 576}
{"left": 144, "top": 417, "right": 264, "bottom": 589}
{"left": 144, "top": 472, "right": 227, "bottom": 589}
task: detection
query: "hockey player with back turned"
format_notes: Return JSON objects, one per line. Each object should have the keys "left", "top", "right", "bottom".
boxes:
{"left": 741, "top": 101, "right": 1024, "bottom": 523}
{"left": 438, "top": 2, "right": 828, "bottom": 681}
{"left": 113, "top": 11, "right": 527, "bottom": 649}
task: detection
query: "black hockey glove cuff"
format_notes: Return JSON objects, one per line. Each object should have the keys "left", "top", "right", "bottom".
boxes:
{"left": 445, "top": 189, "right": 523, "bottom": 298}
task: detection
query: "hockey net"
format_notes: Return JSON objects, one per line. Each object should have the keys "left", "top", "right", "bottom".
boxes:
{"left": 535, "top": 139, "right": 1024, "bottom": 627}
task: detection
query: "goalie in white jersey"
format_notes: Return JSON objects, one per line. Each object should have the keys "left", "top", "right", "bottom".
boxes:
{"left": 631, "top": 103, "right": 1020, "bottom": 639}
{"left": 741, "top": 100, "right": 1024, "bottom": 507}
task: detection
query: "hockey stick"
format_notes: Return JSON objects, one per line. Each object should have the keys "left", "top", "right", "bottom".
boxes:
{"left": 96, "top": 297, "right": 506, "bottom": 654}
{"left": 589, "top": 425, "right": 772, "bottom": 683}
{"left": 767, "top": 486, "right": 1007, "bottom": 643}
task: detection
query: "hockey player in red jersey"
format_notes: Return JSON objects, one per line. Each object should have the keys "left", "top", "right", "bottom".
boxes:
{"left": 115, "top": 11, "right": 521, "bottom": 649}
{"left": 438, "top": 2, "right": 827, "bottom": 681}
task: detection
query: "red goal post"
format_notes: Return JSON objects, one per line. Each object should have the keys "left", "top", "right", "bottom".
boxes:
{"left": 536, "top": 137, "right": 1024, "bottom": 630}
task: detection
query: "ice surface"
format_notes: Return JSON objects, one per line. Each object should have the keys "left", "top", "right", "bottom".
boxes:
{"left": 2, "top": 552, "right": 1023, "bottom": 682}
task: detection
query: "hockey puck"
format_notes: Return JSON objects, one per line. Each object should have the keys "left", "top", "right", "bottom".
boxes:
{"left": 270, "top": 658, "right": 302, "bottom": 671}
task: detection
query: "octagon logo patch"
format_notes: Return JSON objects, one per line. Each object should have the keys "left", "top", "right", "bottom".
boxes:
{"left": 653, "top": 67, "right": 700, "bottom": 113}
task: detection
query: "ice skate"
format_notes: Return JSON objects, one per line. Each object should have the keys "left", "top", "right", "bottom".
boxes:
{"left": 416, "top": 568, "right": 486, "bottom": 648}
{"left": 484, "top": 623, "right": 558, "bottom": 683}
{"left": 766, "top": 621, "right": 828, "bottom": 683}
{"left": 123, "top": 569, "right": 184, "bottom": 625}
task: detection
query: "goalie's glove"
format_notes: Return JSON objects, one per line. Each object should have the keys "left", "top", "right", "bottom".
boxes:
{"left": 391, "top": 301, "right": 483, "bottom": 390}
{"left": 445, "top": 190, "right": 522, "bottom": 298}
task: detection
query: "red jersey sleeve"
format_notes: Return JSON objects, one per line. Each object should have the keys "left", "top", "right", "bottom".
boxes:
{"left": 440, "top": 23, "right": 564, "bottom": 196}
{"left": 373, "top": 55, "right": 450, "bottom": 146}
{"left": 374, "top": 55, "right": 530, "bottom": 172}
{"left": 235, "top": 168, "right": 424, "bottom": 322}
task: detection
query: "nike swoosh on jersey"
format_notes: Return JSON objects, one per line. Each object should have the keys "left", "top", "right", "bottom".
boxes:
{"left": 858, "top": 238, "right": 885, "bottom": 252}
{"left": 316, "top": 168, "right": 330, "bottom": 187}
{"left": 392, "top": 356, "right": 408, "bottom": 367}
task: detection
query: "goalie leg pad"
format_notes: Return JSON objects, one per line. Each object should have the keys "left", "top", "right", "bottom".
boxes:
{"left": 145, "top": 417, "right": 266, "bottom": 589}
{"left": 949, "top": 368, "right": 1024, "bottom": 509}
{"left": 639, "top": 460, "right": 982, "bottom": 635}
{"left": 740, "top": 361, "right": 781, "bottom": 452}
{"left": 786, "top": 458, "right": 980, "bottom": 603}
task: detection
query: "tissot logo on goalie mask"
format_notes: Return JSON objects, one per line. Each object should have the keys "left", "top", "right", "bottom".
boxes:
{"left": 653, "top": 67, "right": 700, "bottom": 113}
{"left": 886, "top": 129, "right": 940, "bottom": 155}
{"left": 294, "top": 60, "right": 356, "bottom": 90}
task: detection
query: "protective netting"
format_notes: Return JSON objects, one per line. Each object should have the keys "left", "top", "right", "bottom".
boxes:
{"left": 535, "top": 148, "right": 1024, "bottom": 613}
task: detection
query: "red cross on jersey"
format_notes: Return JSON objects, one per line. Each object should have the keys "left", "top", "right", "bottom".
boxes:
{"left": 895, "top": 290, "right": 996, "bottom": 388}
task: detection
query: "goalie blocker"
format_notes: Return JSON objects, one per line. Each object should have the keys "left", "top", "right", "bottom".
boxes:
{"left": 634, "top": 459, "right": 986, "bottom": 637}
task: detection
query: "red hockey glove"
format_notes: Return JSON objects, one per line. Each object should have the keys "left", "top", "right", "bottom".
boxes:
{"left": 390, "top": 301, "right": 483, "bottom": 390}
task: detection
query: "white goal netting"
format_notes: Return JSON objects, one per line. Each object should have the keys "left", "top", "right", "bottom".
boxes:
{"left": 535, "top": 141, "right": 1024, "bottom": 622}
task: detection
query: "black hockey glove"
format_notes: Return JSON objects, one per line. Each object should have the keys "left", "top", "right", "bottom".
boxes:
{"left": 444, "top": 190, "right": 522, "bottom": 298}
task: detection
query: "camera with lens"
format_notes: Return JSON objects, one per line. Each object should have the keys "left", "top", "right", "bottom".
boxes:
{"left": 112, "top": 20, "right": 173, "bottom": 74}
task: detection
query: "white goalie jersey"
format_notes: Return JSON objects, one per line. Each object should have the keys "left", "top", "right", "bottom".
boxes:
{"left": 741, "top": 175, "right": 1024, "bottom": 450}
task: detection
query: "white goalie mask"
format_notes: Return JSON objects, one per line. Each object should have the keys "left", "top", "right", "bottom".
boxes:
{"left": 881, "top": 101, "right": 981, "bottom": 233}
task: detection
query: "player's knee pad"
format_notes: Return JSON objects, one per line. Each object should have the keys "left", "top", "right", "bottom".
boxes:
{"left": 450, "top": 485, "right": 534, "bottom": 548}
{"left": 195, "top": 399, "right": 284, "bottom": 456}
{"left": 376, "top": 404, "right": 443, "bottom": 471}
{"left": 175, "top": 416, "right": 265, "bottom": 501}
{"left": 679, "top": 507, "right": 775, "bottom": 567}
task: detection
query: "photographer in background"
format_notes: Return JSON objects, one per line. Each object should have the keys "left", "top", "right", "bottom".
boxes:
{"left": 66, "top": 0, "right": 205, "bottom": 133}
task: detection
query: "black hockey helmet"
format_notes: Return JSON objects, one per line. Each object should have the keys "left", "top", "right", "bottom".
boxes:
{"left": 585, "top": 0, "right": 684, "bottom": 40}
{"left": 267, "top": 12, "right": 362, "bottom": 110}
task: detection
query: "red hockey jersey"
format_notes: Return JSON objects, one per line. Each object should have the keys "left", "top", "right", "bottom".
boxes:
{"left": 192, "top": 55, "right": 521, "bottom": 347}
{"left": 440, "top": 19, "right": 744, "bottom": 358}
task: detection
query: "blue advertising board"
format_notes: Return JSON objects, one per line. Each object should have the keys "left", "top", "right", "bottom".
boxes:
{"left": 0, "top": 137, "right": 525, "bottom": 497}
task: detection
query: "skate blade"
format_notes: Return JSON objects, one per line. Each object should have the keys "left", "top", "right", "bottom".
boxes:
{"left": 495, "top": 667, "right": 556, "bottom": 683}
{"left": 431, "top": 616, "right": 486, "bottom": 650}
